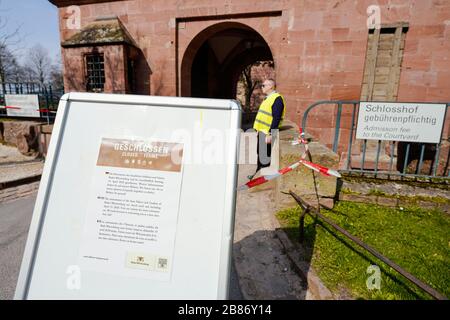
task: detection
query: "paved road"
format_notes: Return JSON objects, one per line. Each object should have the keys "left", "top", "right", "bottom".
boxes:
{"left": 0, "top": 192, "right": 243, "bottom": 300}
{"left": 0, "top": 194, "right": 35, "bottom": 300}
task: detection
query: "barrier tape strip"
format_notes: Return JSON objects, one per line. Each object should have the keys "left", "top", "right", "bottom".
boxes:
{"left": 1, "top": 106, "right": 57, "bottom": 113}
{"left": 292, "top": 127, "right": 309, "bottom": 158}
{"left": 237, "top": 128, "right": 341, "bottom": 191}
{"left": 300, "top": 159, "right": 341, "bottom": 178}
{"left": 238, "top": 160, "right": 301, "bottom": 191}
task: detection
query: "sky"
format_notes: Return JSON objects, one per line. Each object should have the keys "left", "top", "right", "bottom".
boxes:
{"left": 0, "top": 0, "right": 60, "bottom": 64}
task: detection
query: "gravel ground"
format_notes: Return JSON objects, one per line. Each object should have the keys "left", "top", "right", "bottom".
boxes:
{"left": 0, "top": 144, "right": 43, "bottom": 183}
{"left": 0, "top": 144, "right": 37, "bottom": 164}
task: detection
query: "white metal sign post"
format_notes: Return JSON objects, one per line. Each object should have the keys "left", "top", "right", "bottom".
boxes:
{"left": 356, "top": 102, "right": 446, "bottom": 143}
{"left": 5, "top": 94, "right": 41, "bottom": 118}
{"left": 14, "top": 92, "right": 241, "bottom": 299}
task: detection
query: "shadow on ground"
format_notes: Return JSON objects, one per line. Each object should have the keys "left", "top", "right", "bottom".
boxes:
{"left": 233, "top": 229, "right": 310, "bottom": 300}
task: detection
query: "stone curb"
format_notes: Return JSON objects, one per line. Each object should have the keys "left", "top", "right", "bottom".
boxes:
{"left": 274, "top": 228, "right": 334, "bottom": 300}
{"left": 0, "top": 181, "right": 40, "bottom": 204}
{"left": 0, "top": 171, "right": 41, "bottom": 204}
{"left": 0, "top": 174, "right": 42, "bottom": 190}
{"left": 0, "top": 158, "right": 43, "bottom": 167}
{"left": 269, "top": 210, "right": 334, "bottom": 300}
{"left": 339, "top": 193, "right": 450, "bottom": 213}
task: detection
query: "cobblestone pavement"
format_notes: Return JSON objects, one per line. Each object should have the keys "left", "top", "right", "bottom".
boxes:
{"left": 233, "top": 133, "right": 308, "bottom": 300}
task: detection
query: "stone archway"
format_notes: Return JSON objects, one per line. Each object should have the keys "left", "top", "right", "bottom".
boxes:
{"left": 181, "top": 22, "right": 273, "bottom": 99}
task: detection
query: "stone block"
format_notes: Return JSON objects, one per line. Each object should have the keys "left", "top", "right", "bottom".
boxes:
{"left": 2, "top": 121, "right": 41, "bottom": 155}
{"left": 330, "top": 85, "right": 361, "bottom": 100}
{"left": 418, "top": 200, "right": 438, "bottom": 210}
{"left": 376, "top": 196, "right": 398, "bottom": 207}
{"left": 331, "top": 28, "right": 349, "bottom": 40}
{"left": 39, "top": 124, "right": 53, "bottom": 134}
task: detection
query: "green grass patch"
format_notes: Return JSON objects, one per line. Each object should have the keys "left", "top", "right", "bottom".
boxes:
{"left": 398, "top": 194, "right": 450, "bottom": 205}
{"left": 367, "top": 189, "right": 388, "bottom": 197}
{"left": 276, "top": 201, "right": 450, "bottom": 300}
{"left": 340, "top": 187, "right": 361, "bottom": 195}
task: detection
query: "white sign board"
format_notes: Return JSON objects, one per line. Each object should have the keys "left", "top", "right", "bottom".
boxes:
{"left": 5, "top": 94, "right": 40, "bottom": 117}
{"left": 356, "top": 102, "right": 446, "bottom": 143}
{"left": 15, "top": 92, "right": 241, "bottom": 299}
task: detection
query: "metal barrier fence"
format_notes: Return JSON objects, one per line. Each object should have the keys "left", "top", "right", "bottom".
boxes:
{"left": 0, "top": 82, "right": 64, "bottom": 123}
{"left": 301, "top": 100, "right": 450, "bottom": 179}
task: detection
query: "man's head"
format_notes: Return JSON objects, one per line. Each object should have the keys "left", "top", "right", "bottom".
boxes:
{"left": 261, "top": 78, "right": 276, "bottom": 95}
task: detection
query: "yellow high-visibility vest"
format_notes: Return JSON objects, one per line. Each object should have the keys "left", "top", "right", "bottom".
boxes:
{"left": 253, "top": 92, "right": 286, "bottom": 134}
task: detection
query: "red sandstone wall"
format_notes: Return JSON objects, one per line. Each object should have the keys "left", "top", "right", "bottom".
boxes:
{"left": 56, "top": 0, "right": 450, "bottom": 139}
{"left": 62, "top": 45, "right": 127, "bottom": 93}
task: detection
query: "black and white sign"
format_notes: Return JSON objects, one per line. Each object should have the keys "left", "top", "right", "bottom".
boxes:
{"left": 356, "top": 102, "right": 446, "bottom": 143}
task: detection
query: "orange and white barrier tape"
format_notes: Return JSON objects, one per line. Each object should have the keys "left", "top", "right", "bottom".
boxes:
{"left": 237, "top": 159, "right": 341, "bottom": 191}
{"left": 237, "top": 128, "right": 341, "bottom": 191}
{"left": 1, "top": 105, "right": 57, "bottom": 113}
{"left": 238, "top": 160, "right": 302, "bottom": 191}
{"left": 3, "top": 105, "right": 21, "bottom": 110}
{"left": 291, "top": 128, "right": 309, "bottom": 158}
{"left": 299, "top": 159, "right": 341, "bottom": 178}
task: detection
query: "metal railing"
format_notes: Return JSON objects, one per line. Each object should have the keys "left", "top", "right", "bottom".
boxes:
{"left": 289, "top": 190, "right": 448, "bottom": 300}
{"left": 301, "top": 101, "right": 450, "bottom": 178}
{"left": 0, "top": 82, "right": 64, "bottom": 123}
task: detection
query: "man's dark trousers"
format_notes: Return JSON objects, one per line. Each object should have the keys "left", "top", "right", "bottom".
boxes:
{"left": 256, "top": 130, "right": 272, "bottom": 173}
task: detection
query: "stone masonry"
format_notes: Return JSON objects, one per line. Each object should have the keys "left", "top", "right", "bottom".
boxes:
{"left": 50, "top": 0, "right": 450, "bottom": 147}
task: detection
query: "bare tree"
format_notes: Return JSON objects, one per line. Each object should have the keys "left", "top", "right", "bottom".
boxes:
{"left": 0, "top": 8, "right": 24, "bottom": 90}
{"left": 238, "top": 61, "right": 275, "bottom": 111}
{"left": 0, "top": 44, "right": 16, "bottom": 82}
{"left": 49, "top": 54, "right": 63, "bottom": 91}
{"left": 241, "top": 63, "right": 259, "bottom": 111}
{"left": 7, "top": 55, "right": 30, "bottom": 86}
{"left": 21, "top": 65, "right": 37, "bottom": 83}
{"left": 25, "top": 44, "right": 52, "bottom": 86}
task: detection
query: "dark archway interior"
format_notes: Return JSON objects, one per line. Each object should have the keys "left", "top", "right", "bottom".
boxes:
{"left": 190, "top": 27, "right": 273, "bottom": 99}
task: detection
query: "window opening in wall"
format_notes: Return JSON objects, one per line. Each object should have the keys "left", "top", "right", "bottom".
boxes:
{"left": 85, "top": 53, "right": 105, "bottom": 93}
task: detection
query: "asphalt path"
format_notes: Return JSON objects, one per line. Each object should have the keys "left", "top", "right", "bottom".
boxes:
{"left": 0, "top": 193, "right": 243, "bottom": 300}
{"left": 0, "top": 194, "right": 35, "bottom": 300}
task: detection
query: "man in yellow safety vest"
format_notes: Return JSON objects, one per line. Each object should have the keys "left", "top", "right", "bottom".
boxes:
{"left": 248, "top": 78, "right": 286, "bottom": 180}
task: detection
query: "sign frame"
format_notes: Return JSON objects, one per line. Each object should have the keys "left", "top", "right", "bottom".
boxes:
{"left": 14, "top": 92, "right": 241, "bottom": 300}
{"left": 355, "top": 101, "right": 447, "bottom": 143}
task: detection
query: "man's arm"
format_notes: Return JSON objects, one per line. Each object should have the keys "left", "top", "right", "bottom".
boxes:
{"left": 270, "top": 96, "right": 284, "bottom": 130}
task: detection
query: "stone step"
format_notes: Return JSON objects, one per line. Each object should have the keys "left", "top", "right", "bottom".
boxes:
{"left": 340, "top": 152, "right": 396, "bottom": 171}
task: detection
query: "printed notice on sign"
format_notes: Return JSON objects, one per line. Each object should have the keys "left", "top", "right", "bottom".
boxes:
{"left": 5, "top": 94, "right": 40, "bottom": 117}
{"left": 79, "top": 138, "right": 184, "bottom": 281}
{"left": 356, "top": 102, "right": 446, "bottom": 143}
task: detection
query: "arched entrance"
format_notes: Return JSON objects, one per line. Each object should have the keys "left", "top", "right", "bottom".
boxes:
{"left": 181, "top": 22, "right": 273, "bottom": 100}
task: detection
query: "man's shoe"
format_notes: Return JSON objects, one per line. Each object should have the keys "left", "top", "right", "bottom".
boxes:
{"left": 247, "top": 174, "right": 255, "bottom": 180}
{"left": 261, "top": 167, "right": 278, "bottom": 176}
